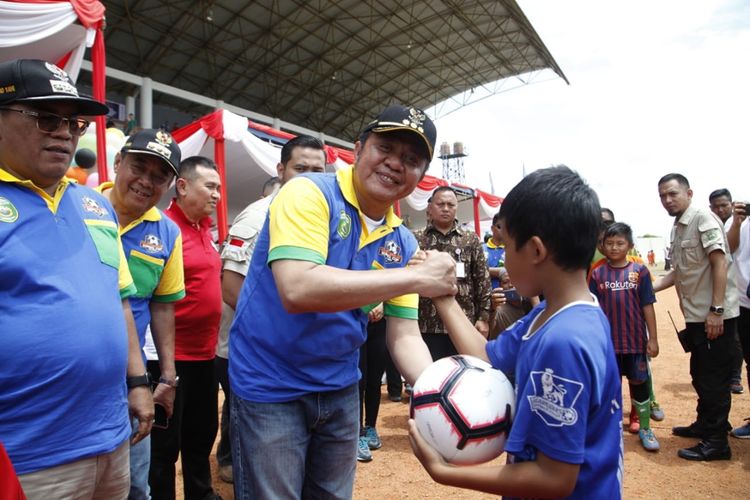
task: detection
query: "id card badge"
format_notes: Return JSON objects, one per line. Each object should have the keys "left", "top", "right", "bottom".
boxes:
{"left": 456, "top": 262, "right": 466, "bottom": 278}
{"left": 454, "top": 248, "right": 466, "bottom": 278}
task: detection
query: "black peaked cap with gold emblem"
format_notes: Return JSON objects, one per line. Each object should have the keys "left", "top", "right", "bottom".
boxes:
{"left": 120, "top": 129, "right": 182, "bottom": 176}
{"left": 363, "top": 104, "right": 436, "bottom": 160}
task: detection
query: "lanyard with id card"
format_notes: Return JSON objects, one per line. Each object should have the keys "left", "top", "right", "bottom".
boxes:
{"left": 454, "top": 247, "right": 465, "bottom": 278}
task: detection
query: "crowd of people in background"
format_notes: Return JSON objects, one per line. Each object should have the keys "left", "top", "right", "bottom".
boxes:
{"left": 1, "top": 57, "right": 749, "bottom": 500}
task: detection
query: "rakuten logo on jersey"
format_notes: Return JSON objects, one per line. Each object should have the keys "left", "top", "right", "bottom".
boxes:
{"left": 601, "top": 280, "right": 637, "bottom": 291}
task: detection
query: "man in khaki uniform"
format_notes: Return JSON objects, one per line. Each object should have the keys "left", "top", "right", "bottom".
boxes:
{"left": 654, "top": 173, "right": 739, "bottom": 461}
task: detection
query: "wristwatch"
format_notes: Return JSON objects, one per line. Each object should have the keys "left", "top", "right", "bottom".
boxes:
{"left": 126, "top": 373, "right": 152, "bottom": 390}
{"left": 159, "top": 376, "right": 180, "bottom": 388}
{"left": 709, "top": 305, "right": 724, "bottom": 315}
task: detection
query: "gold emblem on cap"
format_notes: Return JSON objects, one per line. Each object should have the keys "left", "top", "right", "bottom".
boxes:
{"left": 406, "top": 108, "right": 426, "bottom": 133}
{"left": 44, "top": 62, "right": 70, "bottom": 82}
{"left": 155, "top": 130, "right": 173, "bottom": 146}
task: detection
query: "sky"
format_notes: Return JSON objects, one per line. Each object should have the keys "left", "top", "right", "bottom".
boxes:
{"left": 424, "top": 0, "right": 750, "bottom": 244}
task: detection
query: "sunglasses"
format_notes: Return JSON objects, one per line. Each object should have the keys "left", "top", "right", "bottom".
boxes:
{"left": 1, "top": 107, "right": 90, "bottom": 136}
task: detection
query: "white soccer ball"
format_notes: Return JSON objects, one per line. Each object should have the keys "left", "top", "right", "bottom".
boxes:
{"left": 411, "top": 354, "right": 515, "bottom": 465}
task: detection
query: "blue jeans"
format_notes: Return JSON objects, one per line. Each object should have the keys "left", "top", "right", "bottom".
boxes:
{"left": 231, "top": 384, "right": 359, "bottom": 500}
{"left": 129, "top": 418, "right": 151, "bottom": 500}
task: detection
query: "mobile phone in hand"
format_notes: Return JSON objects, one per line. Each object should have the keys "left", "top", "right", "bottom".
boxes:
{"left": 503, "top": 288, "right": 520, "bottom": 302}
{"left": 153, "top": 403, "right": 169, "bottom": 429}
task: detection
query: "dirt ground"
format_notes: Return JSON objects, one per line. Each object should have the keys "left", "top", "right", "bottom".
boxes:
{"left": 184, "top": 284, "right": 749, "bottom": 499}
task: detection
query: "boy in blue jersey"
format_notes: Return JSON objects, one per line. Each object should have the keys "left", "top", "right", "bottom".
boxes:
{"left": 589, "top": 222, "right": 660, "bottom": 451}
{"left": 409, "top": 166, "right": 623, "bottom": 499}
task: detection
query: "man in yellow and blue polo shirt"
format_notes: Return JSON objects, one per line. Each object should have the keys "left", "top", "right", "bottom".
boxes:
{"left": 229, "top": 104, "right": 458, "bottom": 498}
{"left": 0, "top": 59, "right": 153, "bottom": 498}
{"left": 97, "top": 128, "right": 185, "bottom": 500}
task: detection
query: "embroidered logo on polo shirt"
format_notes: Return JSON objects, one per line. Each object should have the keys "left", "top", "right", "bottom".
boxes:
{"left": 527, "top": 368, "right": 583, "bottom": 427}
{"left": 140, "top": 234, "right": 164, "bottom": 253}
{"left": 81, "top": 196, "right": 108, "bottom": 217}
{"left": 0, "top": 196, "right": 18, "bottom": 223}
{"left": 337, "top": 210, "right": 352, "bottom": 238}
{"left": 378, "top": 239, "right": 403, "bottom": 264}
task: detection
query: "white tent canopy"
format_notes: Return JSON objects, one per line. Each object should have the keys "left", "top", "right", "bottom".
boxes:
{"left": 171, "top": 109, "right": 502, "bottom": 236}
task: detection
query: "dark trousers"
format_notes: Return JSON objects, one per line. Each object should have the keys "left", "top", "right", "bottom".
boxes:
{"left": 686, "top": 318, "right": 737, "bottom": 441}
{"left": 732, "top": 306, "right": 750, "bottom": 385}
{"left": 359, "top": 319, "right": 387, "bottom": 428}
{"left": 148, "top": 359, "right": 218, "bottom": 500}
{"left": 214, "top": 356, "right": 232, "bottom": 467}
{"left": 421, "top": 333, "right": 458, "bottom": 361}
{"left": 385, "top": 350, "right": 403, "bottom": 397}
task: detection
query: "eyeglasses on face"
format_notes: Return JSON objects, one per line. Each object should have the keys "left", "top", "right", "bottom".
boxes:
{"left": 0, "top": 107, "right": 90, "bottom": 136}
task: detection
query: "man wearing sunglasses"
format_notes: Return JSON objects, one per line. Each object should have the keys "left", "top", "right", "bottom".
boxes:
{"left": 0, "top": 59, "right": 153, "bottom": 498}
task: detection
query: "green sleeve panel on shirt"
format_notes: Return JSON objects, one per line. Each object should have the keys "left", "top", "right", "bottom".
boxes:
{"left": 85, "top": 222, "right": 120, "bottom": 269}
{"left": 127, "top": 251, "right": 165, "bottom": 298}
{"left": 268, "top": 245, "right": 326, "bottom": 265}
{"left": 120, "top": 282, "right": 137, "bottom": 299}
{"left": 152, "top": 290, "right": 186, "bottom": 303}
{"left": 361, "top": 303, "right": 377, "bottom": 314}
{"left": 384, "top": 303, "right": 418, "bottom": 320}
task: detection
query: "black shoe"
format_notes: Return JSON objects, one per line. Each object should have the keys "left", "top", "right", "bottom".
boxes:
{"left": 672, "top": 424, "right": 707, "bottom": 439}
{"left": 677, "top": 440, "right": 731, "bottom": 461}
{"left": 388, "top": 393, "right": 402, "bottom": 402}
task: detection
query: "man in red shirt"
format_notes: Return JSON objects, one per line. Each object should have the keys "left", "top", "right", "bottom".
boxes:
{"left": 149, "top": 156, "right": 223, "bottom": 500}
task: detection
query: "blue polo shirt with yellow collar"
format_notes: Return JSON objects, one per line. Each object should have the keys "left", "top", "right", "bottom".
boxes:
{"left": 229, "top": 166, "right": 419, "bottom": 403}
{"left": 97, "top": 181, "right": 185, "bottom": 350}
{"left": 0, "top": 171, "right": 135, "bottom": 475}
{"left": 483, "top": 238, "right": 505, "bottom": 289}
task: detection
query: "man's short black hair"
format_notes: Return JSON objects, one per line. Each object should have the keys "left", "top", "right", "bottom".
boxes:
{"left": 280, "top": 135, "right": 325, "bottom": 166}
{"left": 499, "top": 165, "right": 600, "bottom": 271}
{"left": 709, "top": 188, "right": 732, "bottom": 202}
{"left": 658, "top": 173, "right": 690, "bottom": 189}
{"left": 429, "top": 185, "right": 456, "bottom": 202}
{"left": 601, "top": 207, "right": 615, "bottom": 222}
{"left": 604, "top": 222, "right": 634, "bottom": 246}
{"left": 492, "top": 211, "right": 501, "bottom": 225}
{"left": 178, "top": 156, "right": 217, "bottom": 180}
{"left": 262, "top": 176, "right": 281, "bottom": 195}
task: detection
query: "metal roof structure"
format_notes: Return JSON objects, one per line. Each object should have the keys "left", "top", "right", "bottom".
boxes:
{"left": 101, "top": 0, "right": 566, "bottom": 143}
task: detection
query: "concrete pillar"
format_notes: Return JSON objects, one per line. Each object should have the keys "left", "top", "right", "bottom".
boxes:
{"left": 140, "top": 77, "right": 153, "bottom": 128}
{"left": 125, "top": 95, "right": 136, "bottom": 117}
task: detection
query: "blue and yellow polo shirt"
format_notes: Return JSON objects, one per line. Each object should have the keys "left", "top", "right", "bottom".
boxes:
{"left": 0, "top": 171, "right": 134, "bottom": 475}
{"left": 229, "top": 166, "right": 419, "bottom": 403}
{"left": 483, "top": 239, "right": 505, "bottom": 289}
{"left": 97, "top": 182, "right": 185, "bottom": 348}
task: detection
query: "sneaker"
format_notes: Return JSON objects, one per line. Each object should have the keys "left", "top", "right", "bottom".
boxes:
{"left": 388, "top": 393, "right": 402, "bottom": 402}
{"left": 356, "top": 436, "right": 372, "bottom": 462}
{"left": 628, "top": 406, "right": 640, "bottom": 434}
{"left": 731, "top": 383, "right": 744, "bottom": 394}
{"left": 218, "top": 464, "right": 233, "bottom": 483}
{"left": 650, "top": 401, "right": 665, "bottom": 421}
{"left": 638, "top": 428, "right": 660, "bottom": 451}
{"left": 364, "top": 426, "right": 382, "bottom": 450}
{"left": 730, "top": 419, "right": 750, "bottom": 439}
{"left": 404, "top": 383, "right": 412, "bottom": 395}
